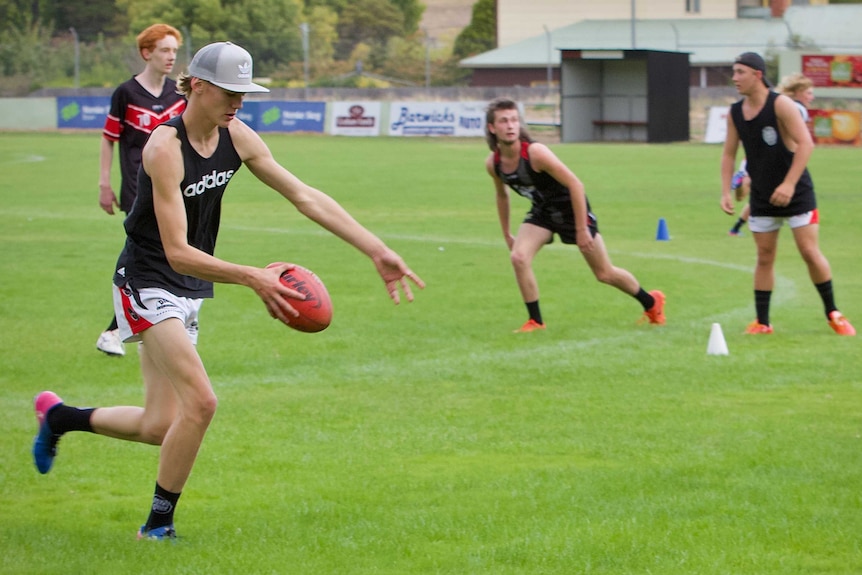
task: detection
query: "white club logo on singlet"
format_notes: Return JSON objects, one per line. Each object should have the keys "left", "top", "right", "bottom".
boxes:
{"left": 512, "top": 185, "right": 536, "bottom": 202}
{"left": 762, "top": 126, "right": 778, "bottom": 146}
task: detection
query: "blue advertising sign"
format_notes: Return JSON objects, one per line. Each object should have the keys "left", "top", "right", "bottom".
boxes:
{"left": 241, "top": 101, "right": 325, "bottom": 133}
{"left": 57, "top": 96, "right": 111, "bottom": 129}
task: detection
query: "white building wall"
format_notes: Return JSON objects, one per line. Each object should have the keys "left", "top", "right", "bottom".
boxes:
{"left": 498, "top": 0, "right": 738, "bottom": 48}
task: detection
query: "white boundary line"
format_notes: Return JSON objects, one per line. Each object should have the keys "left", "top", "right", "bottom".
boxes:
{"left": 231, "top": 225, "right": 797, "bottom": 334}
{"left": 0, "top": 212, "right": 796, "bottom": 341}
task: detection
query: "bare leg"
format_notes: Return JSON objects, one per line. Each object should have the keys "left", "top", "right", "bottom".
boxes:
{"left": 509, "top": 223, "right": 552, "bottom": 303}
{"left": 790, "top": 223, "right": 831, "bottom": 284}
{"left": 91, "top": 319, "right": 217, "bottom": 493}
{"left": 90, "top": 342, "right": 177, "bottom": 445}
{"left": 580, "top": 233, "right": 641, "bottom": 295}
{"left": 752, "top": 230, "right": 779, "bottom": 291}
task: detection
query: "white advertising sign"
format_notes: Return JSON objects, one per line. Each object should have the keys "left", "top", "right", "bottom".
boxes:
{"left": 388, "top": 101, "right": 486, "bottom": 137}
{"left": 330, "top": 102, "right": 381, "bottom": 136}
{"left": 455, "top": 101, "right": 486, "bottom": 137}
{"left": 704, "top": 106, "right": 730, "bottom": 144}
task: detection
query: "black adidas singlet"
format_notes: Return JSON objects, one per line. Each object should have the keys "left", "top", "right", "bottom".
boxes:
{"left": 730, "top": 91, "right": 816, "bottom": 218}
{"left": 102, "top": 77, "right": 186, "bottom": 213}
{"left": 113, "top": 114, "right": 242, "bottom": 298}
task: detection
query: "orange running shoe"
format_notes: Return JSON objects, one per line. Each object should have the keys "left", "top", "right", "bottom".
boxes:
{"left": 641, "top": 290, "right": 666, "bottom": 325}
{"left": 745, "top": 320, "right": 773, "bottom": 335}
{"left": 514, "top": 319, "right": 546, "bottom": 333}
{"left": 828, "top": 311, "right": 856, "bottom": 336}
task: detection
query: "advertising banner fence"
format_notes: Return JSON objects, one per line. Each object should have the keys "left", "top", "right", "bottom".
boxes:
{"left": 57, "top": 96, "right": 110, "bottom": 129}
{"left": 810, "top": 109, "right": 862, "bottom": 146}
{"left": 387, "top": 101, "right": 486, "bottom": 137}
{"left": 241, "top": 101, "right": 326, "bottom": 133}
{"left": 802, "top": 54, "right": 862, "bottom": 88}
{"left": 330, "top": 102, "right": 381, "bottom": 136}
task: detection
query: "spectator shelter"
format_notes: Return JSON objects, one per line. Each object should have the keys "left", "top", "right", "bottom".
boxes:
{"left": 559, "top": 49, "right": 689, "bottom": 143}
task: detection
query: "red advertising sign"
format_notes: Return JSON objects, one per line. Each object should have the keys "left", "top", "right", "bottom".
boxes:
{"left": 809, "top": 109, "right": 861, "bottom": 146}
{"left": 802, "top": 54, "right": 862, "bottom": 87}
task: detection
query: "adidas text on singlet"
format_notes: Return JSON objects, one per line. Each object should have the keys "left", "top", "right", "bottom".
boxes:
{"left": 113, "top": 114, "right": 242, "bottom": 298}
{"left": 730, "top": 91, "right": 816, "bottom": 218}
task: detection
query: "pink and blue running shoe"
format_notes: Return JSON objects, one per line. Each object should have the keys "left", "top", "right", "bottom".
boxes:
{"left": 138, "top": 525, "right": 177, "bottom": 541}
{"left": 32, "top": 391, "right": 64, "bottom": 474}
{"left": 731, "top": 168, "right": 747, "bottom": 191}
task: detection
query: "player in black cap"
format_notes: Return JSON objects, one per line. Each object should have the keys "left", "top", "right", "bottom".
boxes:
{"left": 720, "top": 52, "right": 855, "bottom": 336}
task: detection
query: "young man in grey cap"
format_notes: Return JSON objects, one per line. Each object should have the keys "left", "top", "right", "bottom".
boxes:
{"left": 31, "top": 41, "right": 425, "bottom": 540}
{"left": 720, "top": 52, "right": 855, "bottom": 336}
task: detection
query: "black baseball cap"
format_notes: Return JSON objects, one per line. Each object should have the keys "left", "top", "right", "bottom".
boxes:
{"left": 734, "top": 52, "right": 771, "bottom": 87}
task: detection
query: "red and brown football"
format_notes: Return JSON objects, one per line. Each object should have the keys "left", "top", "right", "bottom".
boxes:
{"left": 268, "top": 263, "right": 332, "bottom": 332}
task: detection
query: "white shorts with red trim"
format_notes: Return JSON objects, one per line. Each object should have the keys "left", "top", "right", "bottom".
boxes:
{"left": 113, "top": 283, "right": 202, "bottom": 344}
{"left": 748, "top": 209, "right": 819, "bottom": 233}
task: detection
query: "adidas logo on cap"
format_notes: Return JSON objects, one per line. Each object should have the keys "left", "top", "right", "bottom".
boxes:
{"left": 188, "top": 42, "right": 269, "bottom": 93}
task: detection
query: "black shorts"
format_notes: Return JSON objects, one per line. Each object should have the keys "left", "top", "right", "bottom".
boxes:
{"left": 524, "top": 203, "right": 599, "bottom": 245}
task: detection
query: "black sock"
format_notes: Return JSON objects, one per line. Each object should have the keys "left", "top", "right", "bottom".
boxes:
{"left": 731, "top": 218, "right": 746, "bottom": 233}
{"left": 107, "top": 316, "right": 118, "bottom": 331}
{"left": 633, "top": 288, "right": 655, "bottom": 311}
{"left": 814, "top": 279, "right": 837, "bottom": 318}
{"left": 146, "top": 482, "right": 181, "bottom": 530}
{"left": 755, "top": 290, "right": 772, "bottom": 326}
{"left": 525, "top": 300, "right": 543, "bottom": 325}
{"left": 47, "top": 404, "right": 95, "bottom": 434}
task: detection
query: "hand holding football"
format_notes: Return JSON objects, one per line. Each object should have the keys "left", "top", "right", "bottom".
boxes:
{"left": 267, "top": 263, "right": 332, "bottom": 332}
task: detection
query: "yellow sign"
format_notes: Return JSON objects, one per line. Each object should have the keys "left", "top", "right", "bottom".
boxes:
{"left": 810, "top": 109, "right": 861, "bottom": 146}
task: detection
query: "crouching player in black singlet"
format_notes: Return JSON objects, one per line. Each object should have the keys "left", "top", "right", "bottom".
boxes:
{"left": 484, "top": 97, "right": 665, "bottom": 333}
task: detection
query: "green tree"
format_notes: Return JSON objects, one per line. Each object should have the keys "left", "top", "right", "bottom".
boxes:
{"left": 304, "top": 0, "right": 348, "bottom": 11}
{"left": 306, "top": 5, "right": 338, "bottom": 74}
{"left": 304, "top": 0, "right": 420, "bottom": 34}
{"left": 380, "top": 35, "right": 424, "bottom": 84}
{"left": 56, "top": 0, "right": 126, "bottom": 41}
{"left": 335, "top": 0, "right": 404, "bottom": 63}
{"left": 117, "top": 0, "right": 303, "bottom": 75}
{"left": 389, "top": 0, "right": 424, "bottom": 35}
{"left": 0, "top": 0, "right": 57, "bottom": 32}
{"left": 117, "top": 0, "right": 230, "bottom": 47}
{"left": 452, "top": 0, "right": 495, "bottom": 59}
{"left": 222, "top": 0, "right": 304, "bottom": 72}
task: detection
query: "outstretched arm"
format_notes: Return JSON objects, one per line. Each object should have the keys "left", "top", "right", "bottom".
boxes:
{"left": 233, "top": 120, "right": 424, "bottom": 303}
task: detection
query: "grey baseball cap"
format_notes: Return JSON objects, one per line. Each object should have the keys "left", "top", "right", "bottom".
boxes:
{"left": 188, "top": 42, "right": 270, "bottom": 93}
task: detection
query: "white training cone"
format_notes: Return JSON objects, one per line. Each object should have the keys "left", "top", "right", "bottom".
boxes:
{"left": 707, "top": 322, "right": 729, "bottom": 356}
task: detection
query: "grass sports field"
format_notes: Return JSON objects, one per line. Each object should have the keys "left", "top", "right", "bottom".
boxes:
{"left": 1, "top": 131, "right": 860, "bottom": 574}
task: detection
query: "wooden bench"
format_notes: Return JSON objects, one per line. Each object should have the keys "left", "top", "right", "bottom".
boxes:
{"left": 592, "top": 120, "right": 647, "bottom": 141}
